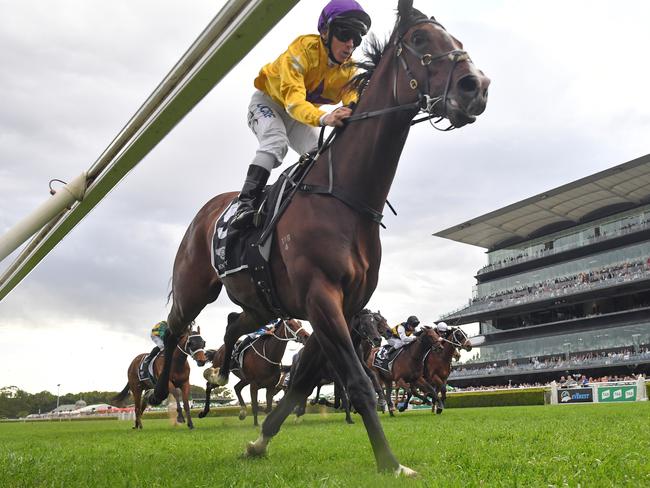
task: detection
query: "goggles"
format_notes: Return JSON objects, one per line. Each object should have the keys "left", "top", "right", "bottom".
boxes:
{"left": 332, "top": 26, "right": 363, "bottom": 47}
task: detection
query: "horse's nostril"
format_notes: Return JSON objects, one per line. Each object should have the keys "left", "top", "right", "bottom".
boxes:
{"left": 458, "top": 75, "right": 478, "bottom": 94}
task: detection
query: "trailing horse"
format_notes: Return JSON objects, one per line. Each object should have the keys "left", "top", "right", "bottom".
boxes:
{"left": 408, "top": 326, "right": 472, "bottom": 413}
{"left": 151, "top": 0, "right": 488, "bottom": 475}
{"left": 200, "top": 319, "right": 308, "bottom": 426}
{"left": 112, "top": 327, "right": 206, "bottom": 429}
{"left": 367, "top": 327, "right": 442, "bottom": 416}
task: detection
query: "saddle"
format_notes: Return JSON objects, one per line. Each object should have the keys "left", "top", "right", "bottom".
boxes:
{"left": 373, "top": 345, "right": 404, "bottom": 373}
{"left": 211, "top": 155, "right": 315, "bottom": 316}
{"left": 138, "top": 351, "right": 161, "bottom": 385}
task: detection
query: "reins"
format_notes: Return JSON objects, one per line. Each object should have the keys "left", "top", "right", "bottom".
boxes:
{"left": 249, "top": 321, "right": 305, "bottom": 366}
{"left": 257, "top": 16, "right": 470, "bottom": 241}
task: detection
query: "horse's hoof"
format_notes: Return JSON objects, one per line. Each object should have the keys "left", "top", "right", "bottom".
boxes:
{"left": 245, "top": 439, "right": 268, "bottom": 458}
{"left": 436, "top": 408, "right": 443, "bottom": 415}
{"left": 345, "top": 419, "right": 354, "bottom": 425}
{"left": 203, "top": 367, "right": 220, "bottom": 384}
{"left": 198, "top": 411, "right": 207, "bottom": 419}
{"left": 188, "top": 423, "right": 194, "bottom": 430}
{"left": 238, "top": 410, "right": 247, "bottom": 421}
{"left": 177, "top": 417, "right": 185, "bottom": 424}
{"left": 216, "top": 374, "right": 228, "bottom": 386}
{"left": 389, "top": 411, "right": 395, "bottom": 418}
{"left": 395, "top": 465, "right": 419, "bottom": 478}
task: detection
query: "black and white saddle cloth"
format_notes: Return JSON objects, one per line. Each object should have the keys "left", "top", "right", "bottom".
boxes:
{"left": 210, "top": 160, "right": 311, "bottom": 314}
{"left": 138, "top": 352, "right": 161, "bottom": 384}
{"left": 373, "top": 345, "right": 404, "bottom": 373}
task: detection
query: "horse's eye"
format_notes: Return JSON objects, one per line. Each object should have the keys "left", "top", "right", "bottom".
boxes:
{"left": 411, "top": 31, "right": 427, "bottom": 46}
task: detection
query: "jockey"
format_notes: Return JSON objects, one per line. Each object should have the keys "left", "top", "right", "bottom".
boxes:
{"left": 386, "top": 316, "right": 420, "bottom": 351}
{"left": 145, "top": 320, "right": 168, "bottom": 363}
{"left": 229, "top": 0, "right": 372, "bottom": 230}
{"left": 434, "top": 321, "right": 449, "bottom": 335}
{"left": 236, "top": 319, "right": 279, "bottom": 351}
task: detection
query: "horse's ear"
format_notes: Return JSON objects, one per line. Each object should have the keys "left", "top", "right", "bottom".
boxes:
{"left": 197, "top": 325, "right": 201, "bottom": 334}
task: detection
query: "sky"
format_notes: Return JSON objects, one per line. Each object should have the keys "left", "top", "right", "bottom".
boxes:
{"left": 1, "top": 0, "right": 649, "bottom": 398}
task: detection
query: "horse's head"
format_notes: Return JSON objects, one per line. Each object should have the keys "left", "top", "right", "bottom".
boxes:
{"left": 181, "top": 326, "right": 208, "bottom": 366}
{"left": 448, "top": 326, "right": 472, "bottom": 352}
{"left": 281, "top": 319, "right": 310, "bottom": 345}
{"left": 419, "top": 325, "right": 442, "bottom": 347}
{"left": 391, "top": 0, "right": 490, "bottom": 128}
{"left": 373, "top": 311, "right": 390, "bottom": 339}
{"left": 353, "top": 310, "right": 383, "bottom": 347}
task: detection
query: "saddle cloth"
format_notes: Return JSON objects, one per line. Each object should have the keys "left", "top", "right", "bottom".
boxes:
{"left": 138, "top": 352, "right": 161, "bottom": 384}
{"left": 373, "top": 345, "right": 404, "bottom": 373}
{"left": 210, "top": 159, "right": 312, "bottom": 314}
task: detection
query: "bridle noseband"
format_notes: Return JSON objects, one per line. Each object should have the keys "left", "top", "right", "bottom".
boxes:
{"left": 177, "top": 333, "right": 206, "bottom": 359}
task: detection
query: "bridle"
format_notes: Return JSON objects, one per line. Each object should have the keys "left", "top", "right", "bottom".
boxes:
{"left": 439, "top": 328, "right": 469, "bottom": 350}
{"left": 347, "top": 17, "right": 470, "bottom": 131}
{"left": 176, "top": 333, "right": 206, "bottom": 359}
{"left": 270, "top": 320, "right": 307, "bottom": 343}
{"left": 351, "top": 311, "right": 382, "bottom": 348}
{"left": 249, "top": 320, "right": 307, "bottom": 366}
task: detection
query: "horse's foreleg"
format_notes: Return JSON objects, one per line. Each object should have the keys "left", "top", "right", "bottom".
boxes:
{"left": 265, "top": 387, "right": 275, "bottom": 414}
{"left": 198, "top": 381, "right": 213, "bottom": 418}
{"left": 181, "top": 382, "right": 193, "bottom": 429}
{"left": 362, "top": 362, "right": 388, "bottom": 411}
{"left": 251, "top": 385, "right": 260, "bottom": 427}
{"left": 303, "top": 288, "right": 405, "bottom": 475}
{"left": 234, "top": 379, "right": 248, "bottom": 421}
{"left": 170, "top": 385, "right": 185, "bottom": 424}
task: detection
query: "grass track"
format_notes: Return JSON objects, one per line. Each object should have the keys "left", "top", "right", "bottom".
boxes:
{"left": 1, "top": 403, "right": 649, "bottom": 487}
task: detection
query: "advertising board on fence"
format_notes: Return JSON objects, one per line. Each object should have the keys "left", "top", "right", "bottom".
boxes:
{"left": 558, "top": 387, "right": 593, "bottom": 404}
{"left": 597, "top": 385, "right": 637, "bottom": 403}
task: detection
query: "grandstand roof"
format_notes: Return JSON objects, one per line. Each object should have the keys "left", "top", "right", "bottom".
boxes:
{"left": 434, "top": 154, "right": 650, "bottom": 250}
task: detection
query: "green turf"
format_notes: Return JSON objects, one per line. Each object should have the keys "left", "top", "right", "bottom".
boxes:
{"left": 1, "top": 403, "right": 649, "bottom": 487}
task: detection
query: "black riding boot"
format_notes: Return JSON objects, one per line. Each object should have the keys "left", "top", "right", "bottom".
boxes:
{"left": 230, "top": 164, "right": 270, "bottom": 230}
{"left": 144, "top": 346, "right": 160, "bottom": 367}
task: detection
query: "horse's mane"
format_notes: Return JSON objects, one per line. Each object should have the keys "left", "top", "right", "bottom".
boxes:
{"left": 348, "top": 34, "right": 388, "bottom": 97}
{"left": 348, "top": 7, "right": 433, "bottom": 98}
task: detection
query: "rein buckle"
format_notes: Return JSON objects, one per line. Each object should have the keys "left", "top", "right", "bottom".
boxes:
{"left": 409, "top": 79, "right": 418, "bottom": 90}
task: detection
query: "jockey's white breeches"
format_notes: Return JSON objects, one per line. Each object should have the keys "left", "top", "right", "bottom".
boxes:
{"left": 247, "top": 90, "right": 319, "bottom": 171}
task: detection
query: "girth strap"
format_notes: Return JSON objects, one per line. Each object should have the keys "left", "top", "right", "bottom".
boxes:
{"left": 297, "top": 183, "right": 383, "bottom": 224}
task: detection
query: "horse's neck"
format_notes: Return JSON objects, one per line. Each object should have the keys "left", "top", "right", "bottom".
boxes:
{"left": 259, "top": 332, "right": 289, "bottom": 360}
{"left": 441, "top": 343, "right": 455, "bottom": 362}
{"left": 172, "top": 346, "right": 186, "bottom": 368}
{"left": 313, "top": 50, "right": 415, "bottom": 212}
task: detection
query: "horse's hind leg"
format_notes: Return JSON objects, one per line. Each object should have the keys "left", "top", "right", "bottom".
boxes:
{"left": 198, "top": 381, "right": 213, "bottom": 418}
{"left": 132, "top": 383, "right": 144, "bottom": 429}
{"left": 151, "top": 274, "right": 222, "bottom": 405}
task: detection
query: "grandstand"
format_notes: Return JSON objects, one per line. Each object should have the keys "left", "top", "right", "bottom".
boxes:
{"left": 436, "top": 154, "right": 650, "bottom": 387}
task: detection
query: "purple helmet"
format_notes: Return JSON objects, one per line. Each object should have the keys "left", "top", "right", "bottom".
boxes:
{"left": 317, "top": 0, "right": 371, "bottom": 35}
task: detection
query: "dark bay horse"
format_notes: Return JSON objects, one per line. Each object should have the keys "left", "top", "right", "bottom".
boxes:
{"left": 112, "top": 328, "right": 206, "bottom": 429}
{"left": 151, "top": 0, "right": 489, "bottom": 475}
{"left": 367, "top": 327, "right": 441, "bottom": 416}
{"left": 420, "top": 326, "right": 472, "bottom": 413}
{"left": 200, "top": 319, "right": 308, "bottom": 426}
